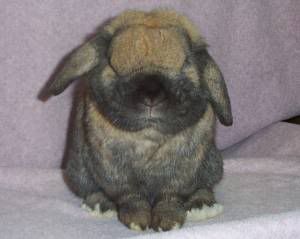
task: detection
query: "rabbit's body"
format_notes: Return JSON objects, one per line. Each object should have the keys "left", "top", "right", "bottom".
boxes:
{"left": 47, "top": 9, "right": 232, "bottom": 231}
{"left": 67, "top": 91, "right": 222, "bottom": 201}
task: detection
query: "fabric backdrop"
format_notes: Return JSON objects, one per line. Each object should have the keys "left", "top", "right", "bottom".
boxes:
{"left": 1, "top": 0, "right": 299, "bottom": 168}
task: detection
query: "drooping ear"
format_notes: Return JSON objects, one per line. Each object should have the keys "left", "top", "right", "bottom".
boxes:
{"left": 194, "top": 48, "right": 233, "bottom": 126}
{"left": 47, "top": 41, "right": 100, "bottom": 96}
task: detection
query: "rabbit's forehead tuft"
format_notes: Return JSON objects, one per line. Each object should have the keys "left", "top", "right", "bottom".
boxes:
{"left": 109, "top": 26, "right": 186, "bottom": 75}
{"left": 104, "top": 9, "right": 204, "bottom": 44}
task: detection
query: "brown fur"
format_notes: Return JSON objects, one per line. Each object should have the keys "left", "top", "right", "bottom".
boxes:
{"left": 109, "top": 26, "right": 186, "bottom": 75}
{"left": 105, "top": 9, "right": 205, "bottom": 44}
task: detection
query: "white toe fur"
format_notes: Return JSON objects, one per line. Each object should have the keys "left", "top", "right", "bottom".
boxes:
{"left": 186, "top": 204, "right": 223, "bottom": 221}
{"left": 129, "top": 222, "right": 142, "bottom": 231}
{"left": 81, "top": 203, "right": 117, "bottom": 219}
{"left": 171, "top": 222, "right": 181, "bottom": 230}
{"left": 157, "top": 222, "right": 180, "bottom": 232}
{"left": 81, "top": 203, "right": 92, "bottom": 212}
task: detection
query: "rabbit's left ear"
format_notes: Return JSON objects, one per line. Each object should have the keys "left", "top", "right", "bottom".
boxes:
{"left": 47, "top": 42, "right": 99, "bottom": 96}
{"left": 194, "top": 48, "right": 233, "bottom": 126}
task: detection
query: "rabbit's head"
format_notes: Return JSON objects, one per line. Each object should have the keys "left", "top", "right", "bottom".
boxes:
{"left": 48, "top": 10, "right": 232, "bottom": 134}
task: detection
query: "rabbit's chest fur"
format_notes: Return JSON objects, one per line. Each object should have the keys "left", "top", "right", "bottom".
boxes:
{"left": 84, "top": 96, "right": 215, "bottom": 197}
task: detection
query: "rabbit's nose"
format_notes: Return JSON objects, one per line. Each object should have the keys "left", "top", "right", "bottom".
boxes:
{"left": 142, "top": 84, "right": 165, "bottom": 106}
{"left": 138, "top": 77, "right": 166, "bottom": 107}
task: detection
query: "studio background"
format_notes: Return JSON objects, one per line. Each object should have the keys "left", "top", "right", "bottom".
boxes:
{"left": 1, "top": 0, "right": 299, "bottom": 168}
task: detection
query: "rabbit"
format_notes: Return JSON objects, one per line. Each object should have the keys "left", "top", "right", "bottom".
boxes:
{"left": 46, "top": 9, "right": 232, "bottom": 231}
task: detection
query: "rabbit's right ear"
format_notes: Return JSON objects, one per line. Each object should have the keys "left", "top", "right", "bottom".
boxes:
{"left": 48, "top": 30, "right": 113, "bottom": 96}
{"left": 48, "top": 41, "right": 100, "bottom": 96}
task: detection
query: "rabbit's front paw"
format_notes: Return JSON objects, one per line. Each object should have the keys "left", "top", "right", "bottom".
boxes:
{"left": 151, "top": 200, "right": 186, "bottom": 231}
{"left": 118, "top": 203, "right": 151, "bottom": 231}
{"left": 82, "top": 192, "right": 117, "bottom": 218}
{"left": 186, "top": 203, "right": 223, "bottom": 221}
{"left": 184, "top": 188, "right": 223, "bottom": 221}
